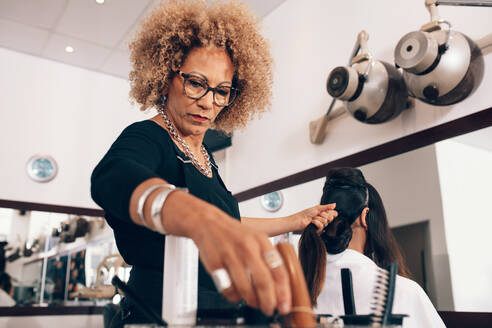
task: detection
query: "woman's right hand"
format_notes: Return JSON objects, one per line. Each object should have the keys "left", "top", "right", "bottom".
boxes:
{"left": 131, "top": 181, "right": 292, "bottom": 316}
{"left": 188, "top": 205, "right": 292, "bottom": 316}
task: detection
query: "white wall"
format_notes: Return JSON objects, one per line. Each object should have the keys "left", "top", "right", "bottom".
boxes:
{"left": 0, "top": 1, "right": 491, "bottom": 214}
{"left": 0, "top": 48, "right": 153, "bottom": 208}
{"left": 360, "top": 146, "right": 452, "bottom": 310}
{"left": 435, "top": 140, "right": 492, "bottom": 312}
{"left": 225, "top": 0, "right": 492, "bottom": 194}
{"left": 0, "top": 208, "right": 15, "bottom": 239}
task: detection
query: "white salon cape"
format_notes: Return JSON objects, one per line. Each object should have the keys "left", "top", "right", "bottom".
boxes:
{"left": 315, "top": 249, "right": 445, "bottom": 328}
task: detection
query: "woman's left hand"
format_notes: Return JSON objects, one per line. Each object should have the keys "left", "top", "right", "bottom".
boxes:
{"left": 291, "top": 203, "right": 337, "bottom": 233}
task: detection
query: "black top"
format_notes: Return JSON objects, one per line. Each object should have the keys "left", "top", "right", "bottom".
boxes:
{"left": 91, "top": 120, "right": 240, "bottom": 315}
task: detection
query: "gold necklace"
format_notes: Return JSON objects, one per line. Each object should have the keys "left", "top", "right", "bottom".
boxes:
{"left": 158, "top": 107, "right": 212, "bottom": 177}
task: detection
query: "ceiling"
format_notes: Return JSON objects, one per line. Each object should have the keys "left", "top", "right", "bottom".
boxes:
{"left": 0, "top": 0, "right": 286, "bottom": 79}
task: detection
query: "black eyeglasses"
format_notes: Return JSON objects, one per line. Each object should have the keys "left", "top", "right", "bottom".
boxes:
{"left": 176, "top": 70, "right": 238, "bottom": 107}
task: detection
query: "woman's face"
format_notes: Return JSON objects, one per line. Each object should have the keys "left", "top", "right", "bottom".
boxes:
{"left": 165, "top": 46, "right": 235, "bottom": 137}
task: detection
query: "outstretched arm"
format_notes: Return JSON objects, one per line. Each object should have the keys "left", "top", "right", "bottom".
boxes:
{"left": 241, "top": 204, "right": 337, "bottom": 237}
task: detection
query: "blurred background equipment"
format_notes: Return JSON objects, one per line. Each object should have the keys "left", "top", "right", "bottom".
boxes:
{"left": 69, "top": 253, "right": 128, "bottom": 300}
{"left": 0, "top": 271, "right": 16, "bottom": 306}
{"left": 57, "top": 217, "right": 90, "bottom": 243}
{"left": 0, "top": 241, "right": 7, "bottom": 272}
{"left": 203, "top": 129, "right": 232, "bottom": 153}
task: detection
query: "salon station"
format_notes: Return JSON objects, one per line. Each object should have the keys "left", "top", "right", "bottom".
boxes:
{"left": 1, "top": 0, "right": 491, "bottom": 327}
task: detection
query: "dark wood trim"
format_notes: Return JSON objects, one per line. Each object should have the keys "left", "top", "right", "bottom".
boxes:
{"left": 0, "top": 305, "right": 103, "bottom": 316}
{"left": 0, "top": 199, "right": 104, "bottom": 217}
{"left": 234, "top": 107, "right": 492, "bottom": 202}
{"left": 438, "top": 311, "right": 492, "bottom": 328}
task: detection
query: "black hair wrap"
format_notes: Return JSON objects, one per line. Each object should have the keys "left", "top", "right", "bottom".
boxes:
{"left": 320, "top": 217, "right": 353, "bottom": 254}
{"left": 320, "top": 173, "right": 369, "bottom": 254}
{"left": 325, "top": 177, "right": 367, "bottom": 189}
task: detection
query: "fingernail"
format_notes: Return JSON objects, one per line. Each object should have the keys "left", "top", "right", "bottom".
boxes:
{"left": 279, "top": 302, "right": 290, "bottom": 314}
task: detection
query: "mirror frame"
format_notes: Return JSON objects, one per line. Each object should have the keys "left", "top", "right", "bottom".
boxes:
{"left": 235, "top": 106, "right": 492, "bottom": 202}
{"left": 0, "top": 199, "right": 103, "bottom": 217}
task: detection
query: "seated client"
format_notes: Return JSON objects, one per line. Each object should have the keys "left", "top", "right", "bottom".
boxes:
{"left": 298, "top": 167, "right": 445, "bottom": 328}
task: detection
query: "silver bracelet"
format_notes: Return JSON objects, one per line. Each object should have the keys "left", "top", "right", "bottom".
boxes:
{"left": 137, "top": 183, "right": 166, "bottom": 226}
{"left": 151, "top": 184, "right": 185, "bottom": 234}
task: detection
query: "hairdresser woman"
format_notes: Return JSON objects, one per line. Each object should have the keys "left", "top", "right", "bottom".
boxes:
{"left": 91, "top": 1, "right": 336, "bottom": 326}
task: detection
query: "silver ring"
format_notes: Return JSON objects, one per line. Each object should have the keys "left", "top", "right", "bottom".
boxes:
{"left": 211, "top": 268, "right": 232, "bottom": 292}
{"left": 263, "top": 250, "right": 283, "bottom": 269}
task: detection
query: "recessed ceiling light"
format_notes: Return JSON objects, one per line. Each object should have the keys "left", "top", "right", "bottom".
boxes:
{"left": 65, "top": 46, "right": 74, "bottom": 53}
{"left": 96, "top": 0, "right": 104, "bottom": 4}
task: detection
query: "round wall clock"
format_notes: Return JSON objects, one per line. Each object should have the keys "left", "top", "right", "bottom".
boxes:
{"left": 260, "top": 191, "right": 284, "bottom": 212}
{"left": 26, "top": 155, "right": 58, "bottom": 182}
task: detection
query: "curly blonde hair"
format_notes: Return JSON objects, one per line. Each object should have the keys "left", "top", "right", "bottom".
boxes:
{"left": 129, "top": 0, "right": 273, "bottom": 132}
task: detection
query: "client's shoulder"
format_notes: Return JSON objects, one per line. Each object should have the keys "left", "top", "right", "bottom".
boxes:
{"left": 395, "top": 274, "right": 429, "bottom": 301}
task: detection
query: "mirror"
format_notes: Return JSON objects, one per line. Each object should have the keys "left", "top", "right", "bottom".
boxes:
{"left": 239, "top": 124, "right": 492, "bottom": 312}
{"left": 0, "top": 208, "right": 128, "bottom": 307}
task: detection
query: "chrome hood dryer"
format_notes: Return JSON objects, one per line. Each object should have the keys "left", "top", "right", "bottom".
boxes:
{"left": 327, "top": 31, "right": 410, "bottom": 124}
{"left": 394, "top": 0, "right": 485, "bottom": 105}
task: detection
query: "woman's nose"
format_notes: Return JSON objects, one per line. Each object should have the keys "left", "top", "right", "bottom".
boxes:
{"left": 197, "top": 89, "right": 215, "bottom": 110}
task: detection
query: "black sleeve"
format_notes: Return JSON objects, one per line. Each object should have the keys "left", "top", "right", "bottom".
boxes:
{"left": 91, "top": 122, "right": 167, "bottom": 222}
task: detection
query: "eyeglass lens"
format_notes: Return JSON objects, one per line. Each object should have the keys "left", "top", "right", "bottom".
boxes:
{"left": 183, "top": 75, "right": 235, "bottom": 106}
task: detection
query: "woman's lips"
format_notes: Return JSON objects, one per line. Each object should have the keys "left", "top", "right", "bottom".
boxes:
{"left": 190, "top": 114, "right": 208, "bottom": 122}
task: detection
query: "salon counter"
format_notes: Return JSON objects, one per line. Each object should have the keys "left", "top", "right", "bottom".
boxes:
{"left": 0, "top": 305, "right": 103, "bottom": 316}
{"left": 438, "top": 311, "right": 492, "bottom": 328}
{"left": 0, "top": 306, "right": 104, "bottom": 328}
{"left": 125, "top": 312, "right": 492, "bottom": 328}
{"left": 1, "top": 307, "right": 492, "bottom": 328}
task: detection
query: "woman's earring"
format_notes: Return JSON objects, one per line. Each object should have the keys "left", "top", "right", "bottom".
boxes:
{"left": 160, "top": 95, "right": 167, "bottom": 106}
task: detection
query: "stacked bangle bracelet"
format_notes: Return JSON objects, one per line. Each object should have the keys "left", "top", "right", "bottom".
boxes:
{"left": 150, "top": 185, "right": 177, "bottom": 234}
{"left": 137, "top": 183, "right": 165, "bottom": 225}
{"left": 137, "top": 183, "right": 185, "bottom": 234}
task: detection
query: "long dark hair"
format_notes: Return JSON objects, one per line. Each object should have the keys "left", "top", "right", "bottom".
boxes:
{"left": 298, "top": 167, "right": 410, "bottom": 306}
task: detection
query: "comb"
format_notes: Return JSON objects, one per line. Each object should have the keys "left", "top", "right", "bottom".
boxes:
{"left": 340, "top": 262, "right": 407, "bottom": 326}
{"left": 369, "top": 262, "right": 398, "bottom": 326}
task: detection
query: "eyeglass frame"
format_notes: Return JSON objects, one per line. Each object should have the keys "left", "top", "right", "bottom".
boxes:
{"left": 175, "top": 70, "right": 239, "bottom": 107}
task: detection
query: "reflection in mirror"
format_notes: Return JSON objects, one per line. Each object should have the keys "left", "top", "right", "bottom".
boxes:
{"left": 17, "top": 259, "right": 42, "bottom": 306}
{"left": 0, "top": 208, "right": 129, "bottom": 307}
{"left": 44, "top": 256, "right": 68, "bottom": 304}
{"left": 239, "top": 125, "right": 492, "bottom": 313}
